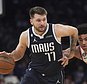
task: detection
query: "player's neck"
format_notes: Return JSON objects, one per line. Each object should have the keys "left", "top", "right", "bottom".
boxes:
{"left": 34, "top": 29, "right": 46, "bottom": 36}
{"left": 32, "top": 24, "right": 49, "bottom": 36}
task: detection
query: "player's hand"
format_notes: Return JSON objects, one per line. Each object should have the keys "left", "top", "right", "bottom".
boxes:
{"left": 0, "top": 51, "right": 9, "bottom": 56}
{"left": 58, "top": 56, "right": 69, "bottom": 67}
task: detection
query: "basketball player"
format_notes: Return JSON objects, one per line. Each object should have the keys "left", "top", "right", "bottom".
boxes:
{"left": 0, "top": 6, "right": 78, "bottom": 84}
{"left": 63, "top": 23, "right": 87, "bottom": 64}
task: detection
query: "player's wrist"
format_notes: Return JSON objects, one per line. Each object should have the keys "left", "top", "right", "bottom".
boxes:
{"left": 63, "top": 55, "right": 69, "bottom": 59}
{"left": 63, "top": 53, "right": 74, "bottom": 60}
{"left": 8, "top": 53, "right": 15, "bottom": 62}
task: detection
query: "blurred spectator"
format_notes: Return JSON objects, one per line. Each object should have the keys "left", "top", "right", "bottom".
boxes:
{"left": 72, "top": 65, "right": 85, "bottom": 84}
{"left": 0, "top": 75, "right": 4, "bottom": 84}
{"left": 64, "top": 75, "right": 75, "bottom": 84}
{"left": 4, "top": 75, "right": 20, "bottom": 84}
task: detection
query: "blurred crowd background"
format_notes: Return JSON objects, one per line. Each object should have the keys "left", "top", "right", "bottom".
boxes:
{"left": 0, "top": 0, "right": 87, "bottom": 84}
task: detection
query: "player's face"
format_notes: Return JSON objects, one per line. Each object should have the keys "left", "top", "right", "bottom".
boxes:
{"left": 78, "top": 34, "right": 87, "bottom": 52}
{"left": 30, "top": 14, "right": 47, "bottom": 34}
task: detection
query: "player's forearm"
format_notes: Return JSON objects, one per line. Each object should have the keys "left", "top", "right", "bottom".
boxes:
{"left": 9, "top": 50, "right": 24, "bottom": 62}
{"left": 69, "top": 30, "right": 78, "bottom": 59}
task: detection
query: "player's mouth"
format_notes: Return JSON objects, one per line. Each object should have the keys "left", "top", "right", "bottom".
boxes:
{"left": 39, "top": 26, "right": 46, "bottom": 31}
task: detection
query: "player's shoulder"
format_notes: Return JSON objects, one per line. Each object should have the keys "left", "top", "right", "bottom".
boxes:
{"left": 21, "top": 29, "right": 29, "bottom": 36}
{"left": 55, "top": 23, "right": 76, "bottom": 29}
{"left": 54, "top": 24, "right": 68, "bottom": 32}
{"left": 19, "top": 29, "right": 29, "bottom": 40}
{"left": 55, "top": 24, "right": 78, "bottom": 35}
{"left": 51, "top": 23, "right": 71, "bottom": 29}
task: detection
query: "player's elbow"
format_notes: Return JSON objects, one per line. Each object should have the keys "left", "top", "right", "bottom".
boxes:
{"left": 73, "top": 28, "right": 78, "bottom": 36}
{"left": 71, "top": 27, "right": 78, "bottom": 39}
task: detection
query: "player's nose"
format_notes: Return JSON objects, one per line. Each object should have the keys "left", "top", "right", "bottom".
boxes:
{"left": 41, "top": 21, "right": 45, "bottom": 25}
{"left": 82, "top": 40, "right": 86, "bottom": 44}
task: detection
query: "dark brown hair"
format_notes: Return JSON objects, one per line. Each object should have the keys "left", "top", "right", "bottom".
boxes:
{"left": 29, "top": 6, "right": 47, "bottom": 18}
{"left": 77, "top": 23, "right": 87, "bottom": 35}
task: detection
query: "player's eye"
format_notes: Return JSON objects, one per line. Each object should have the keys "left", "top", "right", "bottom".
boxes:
{"left": 79, "top": 39, "right": 83, "bottom": 41}
{"left": 84, "top": 38, "right": 87, "bottom": 41}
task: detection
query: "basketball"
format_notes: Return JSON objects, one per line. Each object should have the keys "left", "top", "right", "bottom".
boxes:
{"left": 0, "top": 55, "right": 15, "bottom": 74}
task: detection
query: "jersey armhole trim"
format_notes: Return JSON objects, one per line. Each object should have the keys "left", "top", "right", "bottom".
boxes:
{"left": 52, "top": 24, "right": 61, "bottom": 44}
{"left": 27, "top": 29, "right": 30, "bottom": 48}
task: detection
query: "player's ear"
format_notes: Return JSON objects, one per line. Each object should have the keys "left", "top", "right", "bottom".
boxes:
{"left": 30, "top": 19, "right": 33, "bottom": 25}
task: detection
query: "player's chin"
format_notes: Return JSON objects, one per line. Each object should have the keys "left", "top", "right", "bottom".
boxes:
{"left": 39, "top": 27, "right": 46, "bottom": 32}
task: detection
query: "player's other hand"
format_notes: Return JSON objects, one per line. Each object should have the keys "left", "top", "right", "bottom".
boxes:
{"left": 58, "top": 56, "right": 69, "bottom": 67}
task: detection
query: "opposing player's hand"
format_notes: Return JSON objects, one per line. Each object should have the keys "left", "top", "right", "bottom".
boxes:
{"left": 58, "top": 56, "right": 69, "bottom": 67}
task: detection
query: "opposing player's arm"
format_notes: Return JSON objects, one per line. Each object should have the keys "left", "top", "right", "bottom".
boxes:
{"left": 9, "top": 30, "right": 28, "bottom": 61}
{"left": 54, "top": 24, "right": 78, "bottom": 59}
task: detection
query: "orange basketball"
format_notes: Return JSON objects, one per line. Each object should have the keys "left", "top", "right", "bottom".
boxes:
{"left": 0, "top": 55, "right": 15, "bottom": 74}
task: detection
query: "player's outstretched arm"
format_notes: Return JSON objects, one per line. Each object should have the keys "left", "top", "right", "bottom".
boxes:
{"left": 0, "top": 30, "right": 28, "bottom": 62}
{"left": 55, "top": 24, "right": 78, "bottom": 59}
{"left": 54, "top": 24, "right": 78, "bottom": 67}
{"left": 9, "top": 30, "right": 28, "bottom": 61}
